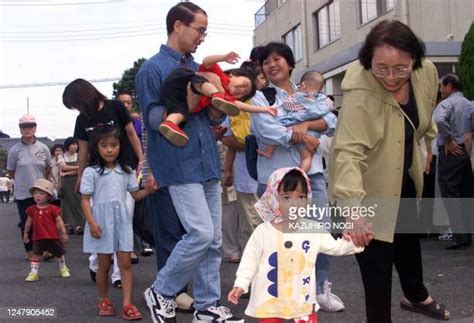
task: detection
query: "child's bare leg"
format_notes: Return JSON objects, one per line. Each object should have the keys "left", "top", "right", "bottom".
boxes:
{"left": 165, "top": 112, "right": 185, "bottom": 125}
{"left": 191, "top": 77, "right": 221, "bottom": 98}
{"left": 97, "top": 254, "right": 112, "bottom": 301}
{"left": 299, "top": 148, "right": 313, "bottom": 173}
{"left": 197, "top": 71, "right": 225, "bottom": 93}
{"left": 197, "top": 71, "right": 240, "bottom": 116}
{"left": 117, "top": 251, "right": 133, "bottom": 307}
{"left": 257, "top": 144, "right": 276, "bottom": 159}
{"left": 185, "top": 72, "right": 222, "bottom": 112}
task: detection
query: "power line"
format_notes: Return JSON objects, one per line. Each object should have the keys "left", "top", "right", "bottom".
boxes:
{"left": 0, "top": 0, "right": 124, "bottom": 7}
{"left": 2, "top": 20, "right": 252, "bottom": 29}
{"left": 1, "top": 23, "right": 166, "bottom": 34}
{"left": 0, "top": 78, "right": 119, "bottom": 89}
{"left": 1, "top": 18, "right": 253, "bottom": 28}
{"left": 0, "top": 26, "right": 253, "bottom": 39}
{"left": 1, "top": 23, "right": 253, "bottom": 36}
{"left": 0, "top": 27, "right": 167, "bottom": 39}
{"left": 0, "top": 30, "right": 253, "bottom": 43}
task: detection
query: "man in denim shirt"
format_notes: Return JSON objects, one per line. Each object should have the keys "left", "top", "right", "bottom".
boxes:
{"left": 136, "top": 2, "right": 242, "bottom": 323}
{"left": 434, "top": 73, "right": 473, "bottom": 250}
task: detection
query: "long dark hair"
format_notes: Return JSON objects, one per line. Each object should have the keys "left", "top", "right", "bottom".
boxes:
{"left": 225, "top": 68, "right": 257, "bottom": 101}
{"left": 63, "top": 78, "right": 107, "bottom": 117}
{"left": 88, "top": 126, "right": 131, "bottom": 174}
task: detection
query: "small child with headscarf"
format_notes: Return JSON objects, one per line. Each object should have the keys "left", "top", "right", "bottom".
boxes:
{"left": 228, "top": 167, "right": 364, "bottom": 323}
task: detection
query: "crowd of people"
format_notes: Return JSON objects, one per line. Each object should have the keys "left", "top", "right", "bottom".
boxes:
{"left": 4, "top": 1, "right": 474, "bottom": 323}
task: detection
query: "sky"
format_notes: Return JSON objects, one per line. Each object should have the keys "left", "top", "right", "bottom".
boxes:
{"left": 0, "top": 0, "right": 265, "bottom": 139}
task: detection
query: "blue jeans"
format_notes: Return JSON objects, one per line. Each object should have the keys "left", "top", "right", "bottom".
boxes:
{"left": 147, "top": 187, "right": 185, "bottom": 271}
{"left": 153, "top": 180, "right": 222, "bottom": 310}
{"left": 258, "top": 172, "right": 331, "bottom": 295}
{"left": 309, "top": 173, "right": 331, "bottom": 296}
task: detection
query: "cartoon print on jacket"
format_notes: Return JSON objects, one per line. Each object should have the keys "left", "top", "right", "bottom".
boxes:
{"left": 254, "top": 230, "right": 314, "bottom": 317}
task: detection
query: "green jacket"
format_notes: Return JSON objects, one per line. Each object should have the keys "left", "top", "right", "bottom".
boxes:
{"left": 328, "top": 60, "right": 438, "bottom": 242}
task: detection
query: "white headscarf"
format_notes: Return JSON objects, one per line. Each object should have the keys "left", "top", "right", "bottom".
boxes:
{"left": 254, "top": 167, "right": 312, "bottom": 223}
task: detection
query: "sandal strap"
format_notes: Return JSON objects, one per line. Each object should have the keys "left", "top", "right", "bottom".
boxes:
{"left": 98, "top": 298, "right": 115, "bottom": 316}
{"left": 408, "top": 299, "right": 449, "bottom": 320}
{"left": 98, "top": 299, "right": 112, "bottom": 307}
{"left": 123, "top": 304, "right": 141, "bottom": 318}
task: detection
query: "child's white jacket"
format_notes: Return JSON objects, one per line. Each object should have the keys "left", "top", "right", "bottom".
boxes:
{"left": 234, "top": 221, "right": 363, "bottom": 319}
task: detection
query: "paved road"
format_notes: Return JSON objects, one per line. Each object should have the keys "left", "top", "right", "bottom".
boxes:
{"left": 0, "top": 202, "right": 473, "bottom": 322}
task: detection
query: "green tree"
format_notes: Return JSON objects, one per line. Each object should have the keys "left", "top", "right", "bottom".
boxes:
{"left": 460, "top": 22, "right": 474, "bottom": 100}
{"left": 112, "top": 58, "right": 146, "bottom": 111}
{"left": 0, "top": 147, "right": 7, "bottom": 174}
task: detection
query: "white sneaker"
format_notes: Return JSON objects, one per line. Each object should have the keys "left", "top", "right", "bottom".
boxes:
{"left": 192, "top": 305, "right": 244, "bottom": 322}
{"left": 143, "top": 286, "right": 177, "bottom": 323}
{"left": 438, "top": 230, "right": 453, "bottom": 241}
{"left": 316, "top": 280, "right": 345, "bottom": 312}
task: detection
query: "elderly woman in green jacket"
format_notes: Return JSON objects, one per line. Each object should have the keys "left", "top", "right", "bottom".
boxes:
{"left": 328, "top": 20, "right": 449, "bottom": 322}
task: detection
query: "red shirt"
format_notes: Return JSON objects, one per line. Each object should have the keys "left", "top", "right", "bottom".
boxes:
{"left": 193, "top": 63, "right": 234, "bottom": 113}
{"left": 26, "top": 204, "right": 61, "bottom": 240}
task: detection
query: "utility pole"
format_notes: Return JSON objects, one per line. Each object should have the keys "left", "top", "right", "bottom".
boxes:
{"left": 26, "top": 97, "right": 30, "bottom": 114}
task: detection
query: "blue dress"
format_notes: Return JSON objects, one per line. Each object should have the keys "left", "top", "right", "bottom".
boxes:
{"left": 80, "top": 165, "right": 138, "bottom": 253}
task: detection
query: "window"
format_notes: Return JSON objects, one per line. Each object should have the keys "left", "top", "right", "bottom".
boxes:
{"left": 315, "top": 0, "right": 341, "bottom": 49}
{"left": 360, "top": 0, "right": 394, "bottom": 24}
{"left": 283, "top": 24, "right": 303, "bottom": 61}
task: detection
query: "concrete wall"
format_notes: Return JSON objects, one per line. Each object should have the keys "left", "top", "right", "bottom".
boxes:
{"left": 408, "top": 0, "right": 474, "bottom": 42}
{"left": 253, "top": 0, "right": 473, "bottom": 106}
{"left": 254, "top": 0, "right": 474, "bottom": 78}
{"left": 254, "top": 0, "right": 303, "bottom": 47}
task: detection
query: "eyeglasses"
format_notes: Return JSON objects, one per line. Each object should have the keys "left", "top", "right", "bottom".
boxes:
{"left": 371, "top": 62, "right": 413, "bottom": 79}
{"left": 186, "top": 24, "right": 207, "bottom": 38}
{"left": 19, "top": 123, "right": 36, "bottom": 129}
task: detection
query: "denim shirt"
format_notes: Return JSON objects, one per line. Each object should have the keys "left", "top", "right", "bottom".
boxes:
{"left": 136, "top": 44, "right": 221, "bottom": 187}
{"left": 434, "top": 91, "right": 472, "bottom": 146}
{"left": 250, "top": 81, "right": 337, "bottom": 184}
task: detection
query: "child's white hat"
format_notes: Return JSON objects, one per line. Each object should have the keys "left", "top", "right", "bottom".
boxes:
{"left": 29, "top": 178, "right": 55, "bottom": 196}
{"left": 19, "top": 114, "right": 37, "bottom": 125}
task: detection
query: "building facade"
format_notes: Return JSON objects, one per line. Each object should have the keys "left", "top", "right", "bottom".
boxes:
{"left": 253, "top": 0, "right": 474, "bottom": 106}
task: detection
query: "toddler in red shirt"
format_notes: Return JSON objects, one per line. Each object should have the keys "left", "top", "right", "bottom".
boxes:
{"left": 159, "top": 52, "right": 276, "bottom": 146}
{"left": 23, "top": 179, "right": 70, "bottom": 282}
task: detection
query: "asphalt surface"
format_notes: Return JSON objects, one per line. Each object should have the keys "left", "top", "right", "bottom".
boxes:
{"left": 0, "top": 201, "right": 473, "bottom": 323}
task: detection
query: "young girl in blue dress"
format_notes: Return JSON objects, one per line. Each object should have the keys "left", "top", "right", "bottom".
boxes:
{"left": 80, "top": 126, "right": 155, "bottom": 320}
